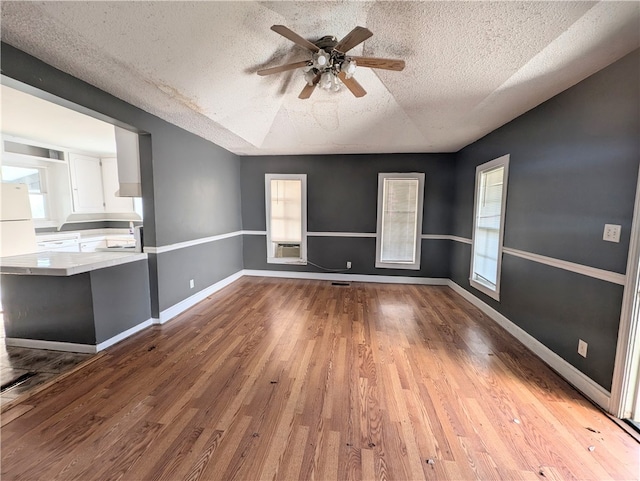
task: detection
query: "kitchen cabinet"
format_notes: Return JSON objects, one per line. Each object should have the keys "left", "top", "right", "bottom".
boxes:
{"left": 80, "top": 239, "right": 107, "bottom": 252}
{"left": 37, "top": 233, "right": 81, "bottom": 252}
{"left": 37, "top": 238, "right": 80, "bottom": 252}
{"left": 69, "top": 153, "right": 134, "bottom": 214}
{"left": 37, "top": 232, "right": 135, "bottom": 253}
{"left": 69, "top": 153, "right": 104, "bottom": 213}
{"left": 1, "top": 252, "right": 151, "bottom": 350}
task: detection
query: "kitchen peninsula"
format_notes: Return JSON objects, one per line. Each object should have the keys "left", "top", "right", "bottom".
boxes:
{"left": 1, "top": 250, "right": 152, "bottom": 353}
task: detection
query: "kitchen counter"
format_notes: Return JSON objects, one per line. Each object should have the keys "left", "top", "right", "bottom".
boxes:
{"left": 0, "top": 251, "right": 147, "bottom": 276}
{"left": 1, "top": 250, "right": 151, "bottom": 353}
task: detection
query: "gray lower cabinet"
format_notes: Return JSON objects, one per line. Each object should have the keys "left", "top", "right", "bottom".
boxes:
{"left": 1, "top": 259, "right": 151, "bottom": 348}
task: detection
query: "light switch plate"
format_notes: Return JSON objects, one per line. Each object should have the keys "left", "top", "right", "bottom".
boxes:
{"left": 603, "top": 224, "right": 621, "bottom": 243}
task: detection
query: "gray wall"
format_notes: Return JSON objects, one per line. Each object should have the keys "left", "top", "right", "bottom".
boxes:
{"left": 1, "top": 43, "right": 244, "bottom": 318}
{"left": 241, "top": 153, "right": 455, "bottom": 277}
{"left": 450, "top": 49, "right": 640, "bottom": 390}
{"left": 91, "top": 260, "right": 152, "bottom": 343}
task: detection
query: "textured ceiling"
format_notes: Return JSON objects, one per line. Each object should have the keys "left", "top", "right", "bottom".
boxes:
{"left": 1, "top": 1, "right": 639, "bottom": 156}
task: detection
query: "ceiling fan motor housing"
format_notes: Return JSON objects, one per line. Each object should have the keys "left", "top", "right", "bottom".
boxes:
{"left": 314, "top": 35, "right": 338, "bottom": 50}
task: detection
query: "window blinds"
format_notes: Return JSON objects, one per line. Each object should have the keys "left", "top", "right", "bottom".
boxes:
{"left": 270, "top": 179, "right": 302, "bottom": 243}
{"left": 380, "top": 178, "right": 419, "bottom": 263}
{"left": 472, "top": 166, "right": 504, "bottom": 288}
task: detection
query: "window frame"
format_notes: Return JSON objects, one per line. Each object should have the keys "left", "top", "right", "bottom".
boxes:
{"left": 469, "top": 154, "right": 510, "bottom": 301}
{"left": 265, "top": 173, "right": 307, "bottom": 265}
{"left": 375, "top": 172, "right": 425, "bottom": 270}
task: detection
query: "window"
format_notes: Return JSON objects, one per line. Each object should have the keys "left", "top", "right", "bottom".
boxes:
{"left": 265, "top": 174, "right": 307, "bottom": 264}
{"left": 470, "top": 155, "right": 509, "bottom": 300}
{"left": 376, "top": 172, "right": 425, "bottom": 270}
{"left": 133, "top": 197, "right": 144, "bottom": 220}
{"left": 1, "top": 164, "right": 49, "bottom": 220}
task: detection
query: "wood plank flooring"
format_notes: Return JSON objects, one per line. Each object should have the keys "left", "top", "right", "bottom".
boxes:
{"left": 1, "top": 277, "right": 638, "bottom": 480}
{"left": 0, "top": 321, "right": 94, "bottom": 408}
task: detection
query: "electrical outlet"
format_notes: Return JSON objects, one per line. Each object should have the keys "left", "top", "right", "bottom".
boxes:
{"left": 603, "top": 224, "right": 621, "bottom": 243}
{"left": 346, "top": 261, "right": 352, "bottom": 269}
{"left": 578, "top": 339, "right": 588, "bottom": 358}
{"left": 189, "top": 279, "right": 195, "bottom": 289}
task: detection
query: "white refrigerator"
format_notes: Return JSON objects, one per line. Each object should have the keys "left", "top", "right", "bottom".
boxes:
{"left": 1, "top": 183, "right": 37, "bottom": 257}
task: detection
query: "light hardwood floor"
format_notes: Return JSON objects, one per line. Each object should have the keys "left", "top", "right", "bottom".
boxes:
{"left": 1, "top": 277, "right": 638, "bottom": 480}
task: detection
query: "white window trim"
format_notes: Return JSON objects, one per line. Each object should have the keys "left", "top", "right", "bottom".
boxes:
{"left": 265, "top": 173, "right": 307, "bottom": 265}
{"left": 469, "top": 154, "right": 510, "bottom": 301}
{"left": 375, "top": 172, "right": 425, "bottom": 270}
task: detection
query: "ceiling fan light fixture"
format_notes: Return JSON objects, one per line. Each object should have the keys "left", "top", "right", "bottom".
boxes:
{"left": 331, "top": 74, "right": 341, "bottom": 92}
{"left": 320, "top": 71, "right": 333, "bottom": 90}
{"left": 341, "top": 58, "right": 357, "bottom": 79}
{"left": 304, "top": 70, "right": 317, "bottom": 86}
{"left": 313, "top": 51, "right": 330, "bottom": 69}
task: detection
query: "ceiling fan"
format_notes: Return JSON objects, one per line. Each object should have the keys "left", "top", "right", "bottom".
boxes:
{"left": 257, "top": 25, "right": 405, "bottom": 99}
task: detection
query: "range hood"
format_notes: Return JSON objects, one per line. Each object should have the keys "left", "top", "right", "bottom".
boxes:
{"left": 114, "top": 126, "right": 142, "bottom": 197}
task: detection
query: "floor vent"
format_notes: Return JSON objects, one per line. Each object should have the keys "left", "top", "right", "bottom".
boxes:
{"left": 1, "top": 372, "right": 37, "bottom": 393}
{"left": 331, "top": 282, "right": 350, "bottom": 286}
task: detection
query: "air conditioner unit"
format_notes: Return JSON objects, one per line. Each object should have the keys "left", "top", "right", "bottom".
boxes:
{"left": 276, "top": 243, "right": 300, "bottom": 258}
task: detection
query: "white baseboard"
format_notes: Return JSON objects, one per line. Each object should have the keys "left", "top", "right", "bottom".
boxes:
{"left": 154, "top": 271, "right": 244, "bottom": 324}
{"left": 5, "top": 317, "right": 155, "bottom": 353}
{"left": 447, "top": 281, "right": 611, "bottom": 411}
{"left": 95, "top": 318, "right": 154, "bottom": 351}
{"left": 5, "top": 338, "right": 97, "bottom": 354}
{"left": 242, "top": 269, "right": 449, "bottom": 286}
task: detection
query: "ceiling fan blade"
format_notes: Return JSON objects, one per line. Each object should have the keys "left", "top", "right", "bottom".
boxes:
{"left": 271, "top": 25, "right": 320, "bottom": 52}
{"left": 257, "top": 60, "right": 311, "bottom": 76}
{"left": 334, "top": 26, "right": 373, "bottom": 54}
{"left": 349, "top": 56, "right": 405, "bottom": 71}
{"left": 299, "top": 73, "right": 321, "bottom": 99}
{"left": 338, "top": 72, "right": 367, "bottom": 98}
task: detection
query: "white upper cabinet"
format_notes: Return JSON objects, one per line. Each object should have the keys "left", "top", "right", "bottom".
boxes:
{"left": 69, "top": 153, "right": 135, "bottom": 214}
{"left": 69, "top": 153, "right": 104, "bottom": 213}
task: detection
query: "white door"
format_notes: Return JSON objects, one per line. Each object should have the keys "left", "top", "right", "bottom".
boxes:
{"left": 69, "top": 153, "right": 104, "bottom": 213}
{"left": 101, "top": 157, "right": 134, "bottom": 213}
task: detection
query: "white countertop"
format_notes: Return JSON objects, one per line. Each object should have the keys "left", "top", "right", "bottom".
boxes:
{"left": 0, "top": 251, "right": 148, "bottom": 276}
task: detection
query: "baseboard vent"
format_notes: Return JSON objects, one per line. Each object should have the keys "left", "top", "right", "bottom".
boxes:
{"left": 331, "top": 282, "right": 351, "bottom": 286}
{"left": 1, "top": 372, "right": 37, "bottom": 392}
